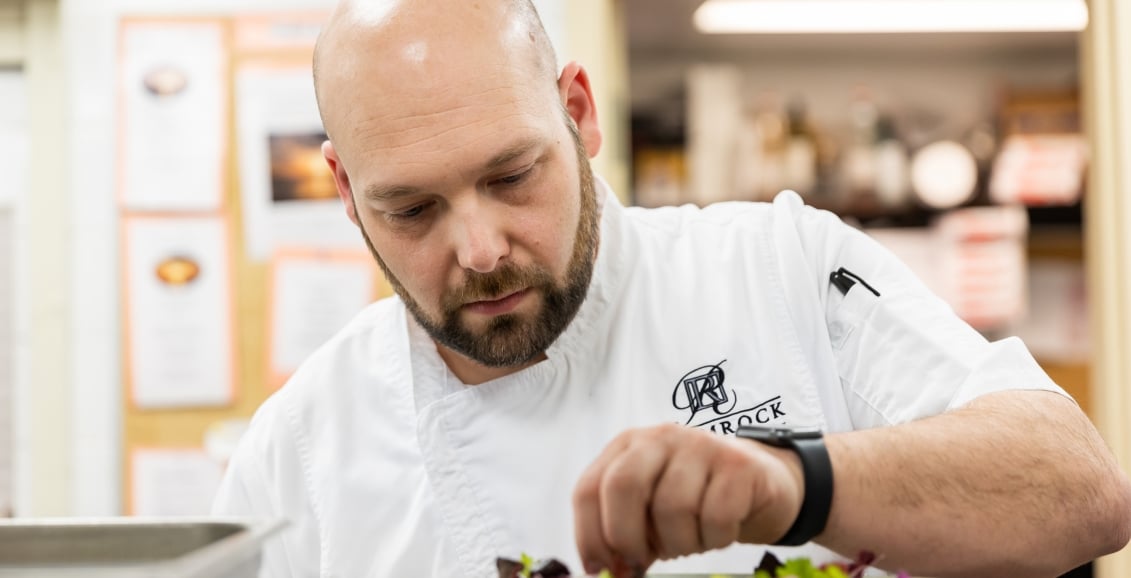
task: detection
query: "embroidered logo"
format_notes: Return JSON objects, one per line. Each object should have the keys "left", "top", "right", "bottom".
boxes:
{"left": 672, "top": 360, "right": 787, "bottom": 434}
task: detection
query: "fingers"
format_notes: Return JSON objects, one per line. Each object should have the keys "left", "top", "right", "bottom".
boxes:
{"left": 650, "top": 434, "right": 711, "bottom": 559}
{"left": 574, "top": 432, "right": 631, "bottom": 574}
{"left": 574, "top": 425, "right": 802, "bottom": 573}
{"left": 574, "top": 425, "right": 717, "bottom": 569}
{"left": 700, "top": 443, "right": 758, "bottom": 550}
{"left": 597, "top": 433, "right": 668, "bottom": 566}
{"left": 575, "top": 425, "right": 678, "bottom": 572}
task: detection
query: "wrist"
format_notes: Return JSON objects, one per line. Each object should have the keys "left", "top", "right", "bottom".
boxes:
{"left": 764, "top": 444, "right": 805, "bottom": 540}
{"left": 736, "top": 426, "right": 835, "bottom": 546}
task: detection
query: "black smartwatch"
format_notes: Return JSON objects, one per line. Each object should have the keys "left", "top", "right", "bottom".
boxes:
{"left": 735, "top": 425, "right": 834, "bottom": 546}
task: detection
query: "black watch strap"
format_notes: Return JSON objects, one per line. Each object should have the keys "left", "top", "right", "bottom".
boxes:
{"left": 736, "top": 426, "right": 835, "bottom": 546}
{"left": 774, "top": 435, "right": 834, "bottom": 546}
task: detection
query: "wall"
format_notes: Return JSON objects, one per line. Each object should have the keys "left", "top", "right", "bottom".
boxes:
{"left": 0, "top": 3, "right": 24, "bottom": 64}
{"left": 0, "top": 69, "right": 27, "bottom": 517}
{"left": 566, "top": 0, "right": 630, "bottom": 200}
{"left": 23, "top": 0, "right": 69, "bottom": 518}
{"left": 1082, "top": 0, "right": 1131, "bottom": 575}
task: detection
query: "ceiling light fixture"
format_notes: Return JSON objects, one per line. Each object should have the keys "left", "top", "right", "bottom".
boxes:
{"left": 694, "top": 0, "right": 1088, "bottom": 34}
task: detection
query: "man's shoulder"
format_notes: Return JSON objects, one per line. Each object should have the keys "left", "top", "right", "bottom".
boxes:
{"left": 624, "top": 199, "right": 772, "bottom": 233}
{"left": 263, "top": 296, "right": 409, "bottom": 430}
{"left": 291, "top": 296, "right": 406, "bottom": 382}
{"left": 331, "top": 295, "right": 405, "bottom": 344}
{"left": 621, "top": 191, "right": 835, "bottom": 240}
{"left": 229, "top": 296, "right": 411, "bottom": 471}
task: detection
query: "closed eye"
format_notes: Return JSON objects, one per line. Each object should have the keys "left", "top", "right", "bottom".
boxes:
{"left": 387, "top": 201, "right": 433, "bottom": 222}
{"left": 493, "top": 167, "right": 533, "bottom": 187}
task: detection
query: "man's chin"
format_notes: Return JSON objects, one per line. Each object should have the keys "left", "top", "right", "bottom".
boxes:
{"left": 457, "top": 311, "right": 527, "bottom": 338}
{"left": 442, "top": 317, "right": 546, "bottom": 368}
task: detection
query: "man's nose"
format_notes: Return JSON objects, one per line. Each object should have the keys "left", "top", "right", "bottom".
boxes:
{"left": 452, "top": 203, "right": 509, "bottom": 273}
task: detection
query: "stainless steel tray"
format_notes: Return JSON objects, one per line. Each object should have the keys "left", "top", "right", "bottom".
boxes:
{"left": 0, "top": 517, "right": 285, "bottom": 577}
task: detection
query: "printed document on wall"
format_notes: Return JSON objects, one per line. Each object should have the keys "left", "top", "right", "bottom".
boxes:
{"left": 267, "top": 248, "right": 381, "bottom": 390}
{"left": 237, "top": 63, "right": 362, "bottom": 260}
{"left": 118, "top": 19, "right": 228, "bottom": 211}
{"left": 130, "top": 448, "right": 224, "bottom": 516}
{"left": 123, "top": 215, "right": 234, "bottom": 409}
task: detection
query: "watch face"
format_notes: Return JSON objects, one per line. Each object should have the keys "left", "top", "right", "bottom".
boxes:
{"left": 736, "top": 426, "right": 791, "bottom": 447}
{"left": 737, "top": 426, "right": 823, "bottom": 446}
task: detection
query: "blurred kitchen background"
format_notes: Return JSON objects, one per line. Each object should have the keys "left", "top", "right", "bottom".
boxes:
{"left": 2, "top": 0, "right": 1131, "bottom": 576}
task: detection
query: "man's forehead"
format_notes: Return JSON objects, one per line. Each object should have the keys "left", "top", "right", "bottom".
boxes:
{"left": 339, "top": 80, "right": 553, "bottom": 159}
{"left": 359, "top": 132, "right": 553, "bottom": 198}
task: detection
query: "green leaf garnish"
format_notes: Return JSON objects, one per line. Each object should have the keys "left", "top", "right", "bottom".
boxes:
{"left": 823, "top": 565, "right": 850, "bottom": 578}
{"left": 520, "top": 553, "right": 535, "bottom": 578}
{"left": 779, "top": 557, "right": 822, "bottom": 578}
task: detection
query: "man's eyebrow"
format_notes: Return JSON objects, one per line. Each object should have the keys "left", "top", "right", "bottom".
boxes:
{"left": 362, "top": 138, "right": 544, "bottom": 202}
{"left": 363, "top": 184, "right": 419, "bottom": 203}
{"left": 483, "top": 137, "right": 543, "bottom": 171}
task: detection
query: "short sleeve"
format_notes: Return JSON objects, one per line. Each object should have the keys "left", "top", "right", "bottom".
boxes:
{"left": 773, "top": 191, "right": 1070, "bottom": 429}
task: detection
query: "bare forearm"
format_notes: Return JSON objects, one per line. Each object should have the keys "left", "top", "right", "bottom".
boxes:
{"left": 817, "top": 391, "right": 1131, "bottom": 578}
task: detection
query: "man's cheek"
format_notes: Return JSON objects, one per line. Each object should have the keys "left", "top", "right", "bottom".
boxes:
{"left": 421, "top": 286, "right": 449, "bottom": 315}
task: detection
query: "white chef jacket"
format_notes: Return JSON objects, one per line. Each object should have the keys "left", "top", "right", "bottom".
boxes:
{"left": 213, "top": 181, "right": 1066, "bottom": 578}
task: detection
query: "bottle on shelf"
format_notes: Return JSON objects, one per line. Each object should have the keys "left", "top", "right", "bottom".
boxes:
{"left": 755, "top": 92, "right": 788, "bottom": 201}
{"left": 783, "top": 96, "right": 819, "bottom": 199}
{"left": 734, "top": 92, "right": 794, "bottom": 202}
{"left": 873, "top": 114, "right": 910, "bottom": 209}
{"left": 841, "top": 87, "right": 880, "bottom": 207}
{"left": 732, "top": 98, "right": 767, "bottom": 202}
{"left": 962, "top": 120, "right": 999, "bottom": 204}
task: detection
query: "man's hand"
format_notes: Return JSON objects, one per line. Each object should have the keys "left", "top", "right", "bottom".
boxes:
{"left": 572, "top": 423, "right": 805, "bottom": 575}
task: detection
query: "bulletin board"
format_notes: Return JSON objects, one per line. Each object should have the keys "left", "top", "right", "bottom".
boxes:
{"left": 116, "top": 12, "right": 393, "bottom": 515}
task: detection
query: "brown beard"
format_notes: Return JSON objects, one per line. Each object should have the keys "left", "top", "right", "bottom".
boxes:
{"left": 354, "top": 116, "right": 600, "bottom": 368}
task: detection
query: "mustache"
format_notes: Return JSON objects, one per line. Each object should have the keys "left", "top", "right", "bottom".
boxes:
{"left": 441, "top": 263, "right": 554, "bottom": 313}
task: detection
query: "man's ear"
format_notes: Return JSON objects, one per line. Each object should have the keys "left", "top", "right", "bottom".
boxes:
{"left": 322, "top": 140, "right": 360, "bottom": 227}
{"left": 557, "top": 61, "right": 603, "bottom": 158}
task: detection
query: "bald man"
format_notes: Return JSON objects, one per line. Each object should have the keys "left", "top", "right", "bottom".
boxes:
{"left": 213, "top": 1, "right": 1131, "bottom": 577}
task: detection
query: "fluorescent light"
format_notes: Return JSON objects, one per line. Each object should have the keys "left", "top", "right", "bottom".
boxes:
{"left": 694, "top": 0, "right": 1089, "bottom": 34}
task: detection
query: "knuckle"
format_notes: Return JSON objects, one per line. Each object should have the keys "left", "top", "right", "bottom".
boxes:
{"left": 573, "top": 475, "right": 600, "bottom": 505}
{"left": 700, "top": 508, "right": 740, "bottom": 549}
{"left": 701, "top": 525, "right": 735, "bottom": 550}
{"left": 721, "top": 448, "right": 765, "bottom": 486}
{"left": 612, "top": 428, "right": 637, "bottom": 444}
{"left": 687, "top": 428, "right": 723, "bottom": 456}
{"left": 662, "top": 538, "right": 695, "bottom": 559}
{"left": 603, "top": 529, "right": 645, "bottom": 561}
{"left": 650, "top": 491, "right": 698, "bottom": 521}
{"left": 719, "top": 441, "right": 755, "bottom": 467}
{"left": 601, "top": 467, "right": 639, "bottom": 498}
{"left": 700, "top": 503, "right": 740, "bottom": 531}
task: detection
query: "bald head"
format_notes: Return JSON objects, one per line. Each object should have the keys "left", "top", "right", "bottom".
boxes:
{"left": 313, "top": 0, "right": 559, "bottom": 141}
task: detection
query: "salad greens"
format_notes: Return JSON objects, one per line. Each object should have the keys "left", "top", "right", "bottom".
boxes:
{"left": 496, "top": 550, "right": 910, "bottom": 578}
{"left": 751, "top": 551, "right": 910, "bottom": 578}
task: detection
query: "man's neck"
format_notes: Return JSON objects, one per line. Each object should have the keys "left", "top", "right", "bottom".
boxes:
{"left": 435, "top": 344, "right": 547, "bottom": 386}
